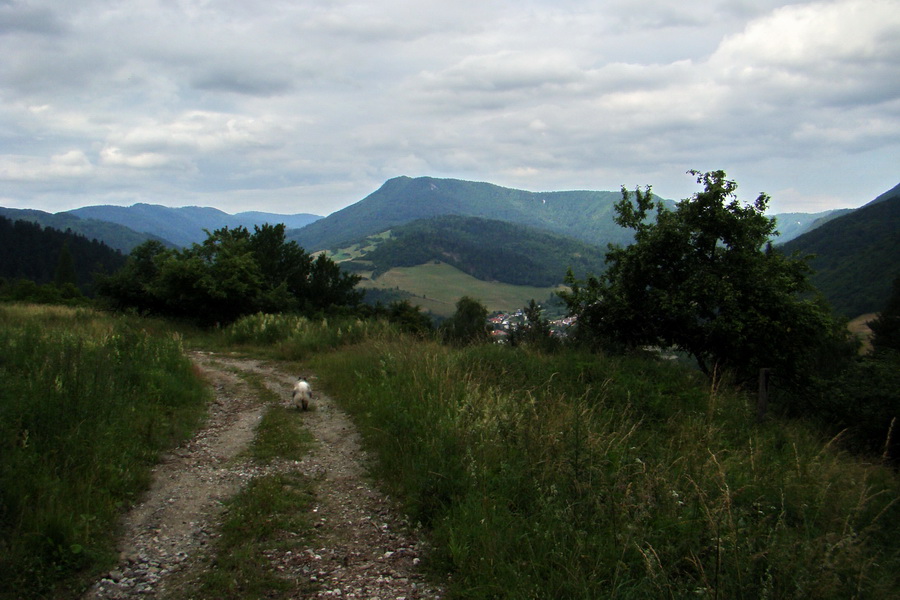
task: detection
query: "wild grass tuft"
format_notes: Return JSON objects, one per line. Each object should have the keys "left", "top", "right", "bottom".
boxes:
{"left": 185, "top": 472, "right": 316, "bottom": 600}
{"left": 0, "top": 304, "right": 210, "bottom": 599}
{"left": 210, "top": 312, "right": 400, "bottom": 359}
{"left": 311, "top": 337, "right": 900, "bottom": 599}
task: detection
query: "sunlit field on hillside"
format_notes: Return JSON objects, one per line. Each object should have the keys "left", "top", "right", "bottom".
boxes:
{"left": 357, "top": 261, "right": 563, "bottom": 317}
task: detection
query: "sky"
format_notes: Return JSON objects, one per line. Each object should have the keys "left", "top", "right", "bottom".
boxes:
{"left": 1, "top": 0, "right": 898, "bottom": 217}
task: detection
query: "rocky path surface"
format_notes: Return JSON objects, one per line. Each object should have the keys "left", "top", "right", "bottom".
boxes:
{"left": 84, "top": 352, "right": 443, "bottom": 599}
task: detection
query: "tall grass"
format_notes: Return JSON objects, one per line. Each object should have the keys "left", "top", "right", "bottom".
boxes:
{"left": 0, "top": 304, "right": 209, "bottom": 599}
{"left": 311, "top": 338, "right": 900, "bottom": 599}
{"left": 212, "top": 312, "right": 401, "bottom": 360}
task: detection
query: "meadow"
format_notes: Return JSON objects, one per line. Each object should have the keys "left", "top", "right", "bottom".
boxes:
{"left": 308, "top": 337, "right": 899, "bottom": 598}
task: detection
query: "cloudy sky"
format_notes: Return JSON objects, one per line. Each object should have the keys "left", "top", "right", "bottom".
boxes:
{"left": 1, "top": 0, "right": 898, "bottom": 216}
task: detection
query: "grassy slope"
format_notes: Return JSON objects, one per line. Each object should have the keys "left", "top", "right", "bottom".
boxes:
{"left": 309, "top": 335, "right": 900, "bottom": 600}
{"left": 356, "top": 261, "right": 562, "bottom": 317}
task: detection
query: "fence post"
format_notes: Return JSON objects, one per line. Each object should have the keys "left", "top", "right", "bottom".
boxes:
{"left": 757, "top": 368, "right": 771, "bottom": 423}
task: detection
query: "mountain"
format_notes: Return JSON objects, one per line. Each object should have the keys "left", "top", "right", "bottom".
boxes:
{"left": 290, "top": 175, "right": 843, "bottom": 252}
{"left": 67, "top": 204, "right": 321, "bottom": 247}
{"left": 288, "top": 176, "right": 676, "bottom": 252}
{"left": 343, "top": 215, "right": 608, "bottom": 288}
{"left": 780, "top": 184, "right": 900, "bottom": 317}
{"left": 0, "top": 207, "right": 166, "bottom": 253}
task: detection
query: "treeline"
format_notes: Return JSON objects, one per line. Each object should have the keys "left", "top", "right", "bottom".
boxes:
{"left": 0, "top": 216, "right": 126, "bottom": 295}
{"left": 96, "top": 224, "right": 362, "bottom": 325}
{"left": 356, "top": 215, "right": 608, "bottom": 287}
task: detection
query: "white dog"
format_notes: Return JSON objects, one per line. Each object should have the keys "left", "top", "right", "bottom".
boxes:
{"left": 292, "top": 377, "right": 313, "bottom": 411}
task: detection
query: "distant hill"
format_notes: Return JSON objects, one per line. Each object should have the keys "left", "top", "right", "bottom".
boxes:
{"left": 0, "top": 216, "right": 126, "bottom": 294}
{"left": 0, "top": 207, "right": 166, "bottom": 253}
{"left": 67, "top": 204, "right": 321, "bottom": 247}
{"left": 781, "top": 184, "right": 900, "bottom": 317}
{"left": 342, "top": 215, "right": 608, "bottom": 288}
{"left": 289, "top": 176, "right": 677, "bottom": 252}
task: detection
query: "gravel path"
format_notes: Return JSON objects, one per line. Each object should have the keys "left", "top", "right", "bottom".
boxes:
{"left": 83, "top": 351, "right": 444, "bottom": 599}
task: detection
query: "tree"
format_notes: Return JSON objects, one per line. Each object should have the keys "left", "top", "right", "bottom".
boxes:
{"left": 54, "top": 242, "right": 77, "bottom": 288}
{"left": 440, "top": 296, "right": 490, "bottom": 346}
{"left": 509, "top": 299, "right": 556, "bottom": 350}
{"left": 97, "top": 226, "right": 361, "bottom": 324}
{"left": 869, "top": 275, "right": 900, "bottom": 353}
{"left": 560, "top": 170, "right": 848, "bottom": 386}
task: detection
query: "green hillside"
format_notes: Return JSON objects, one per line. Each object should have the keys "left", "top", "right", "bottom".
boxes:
{"left": 781, "top": 191, "right": 900, "bottom": 317}
{"left": 345, "top": 215, "right": 606, "bottom": 287}
{"left": 290, "top": 176, "right": 673, "bottom": 251}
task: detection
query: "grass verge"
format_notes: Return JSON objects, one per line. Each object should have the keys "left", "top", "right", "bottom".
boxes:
{"left": 0, "top": 304, "right": 209, "bottom": 599}
{"left": 310, "top": 337, "right": 900, "bottom": 599}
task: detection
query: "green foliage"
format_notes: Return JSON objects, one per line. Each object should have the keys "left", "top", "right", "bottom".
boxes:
{"left": 561, "top": 170, "right": 850, "bottom": 386}
{"left": 0, "top": 305, "right": 208, "bottom": 599}
{"left": 362, "top": 299, "right": 435, "bottom": 337}
{"left": 810, "top": 351, "right": 900, "bottom": 459}
{"left": 440, "top": 296, "right": 490, "bottom": 346}
{"left": 357, "top": 215, "right": 608, "bottom": 287}
{"left": 311, "top": 338, "right": 900, "bottom": 599}
{"left": 0, "top": 278, "right": 90, "bottom": 306}
{"left": 0, "top": 216, "right": 126, "bottom": 296}
{"left": 97, "top": 224, "right": 361, "bottom": 324}
{"left": 217, "top": 312, "right": 398, "bottom": 360}
{"left": 870, "top": 276, "right": 900, "bottom": 353}
{"left": 508, "top": 299, "right": 558, "bottom": 351}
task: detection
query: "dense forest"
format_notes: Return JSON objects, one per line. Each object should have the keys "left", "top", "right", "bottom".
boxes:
{"left": 349, "top": 215, "right": 608, "bottom": 287}
{"left": 0, "top": 208, "right": 163, "bottom": 253}
{"left": 0, "top": 216, "right": 126, "bottom": 295}
{"left": 781, "top": 193, "right": 900, "bottom": 316}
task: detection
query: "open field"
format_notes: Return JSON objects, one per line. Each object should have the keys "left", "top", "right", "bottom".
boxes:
{"left": 357, "top": 261, "right": 564, "bottom": 316}
{"left": 848, "top": 312, "right": 877, "bottom": 353}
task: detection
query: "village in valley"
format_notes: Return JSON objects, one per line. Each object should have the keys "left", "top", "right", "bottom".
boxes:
{"left": 487, "top": 307, "right": 576, "bottom": 343}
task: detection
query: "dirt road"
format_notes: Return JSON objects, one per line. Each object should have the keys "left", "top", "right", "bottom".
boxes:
{"left": 83, "top": 352, "right": 443, "bottom": 599}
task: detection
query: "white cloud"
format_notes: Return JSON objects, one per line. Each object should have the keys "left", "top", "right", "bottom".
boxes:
{"left": 0, "top": 150, "right": 93, "bottom": 181}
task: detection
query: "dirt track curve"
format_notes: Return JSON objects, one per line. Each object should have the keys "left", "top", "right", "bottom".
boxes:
{"left": 83, "top": 351, "right": 444, "bottom": 599}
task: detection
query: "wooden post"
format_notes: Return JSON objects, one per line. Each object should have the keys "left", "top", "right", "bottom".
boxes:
{"left": 757, "top": 368, "right": 771, "bottom": 423}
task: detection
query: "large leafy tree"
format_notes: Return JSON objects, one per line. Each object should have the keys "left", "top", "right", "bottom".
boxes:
{"left": 561, "top": 170, "right": 847, "bottom": 385}
{"left": 440, "top": 296, "right": 491, "bottom": 346}
{"left": 98, "top": 224, "right": 361, "bottom": 324}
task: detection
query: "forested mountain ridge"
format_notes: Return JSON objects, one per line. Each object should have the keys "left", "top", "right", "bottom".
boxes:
{"left": 288, "top": 175, "right": 847, "bottom": 252}
{"left": 342, "top": 215, "right": 608, "bottom": 287}
{"left": 0, "top": 207, "right": 166, "bottom": 253}
{"left": 781, "top": 189, "right": 900, "bottom": 317}
{"left": 0, "top": 216, "right": 126, "bottom": 294}
{"left": 68, "top": 203, "right": 321, "bottom": 248}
